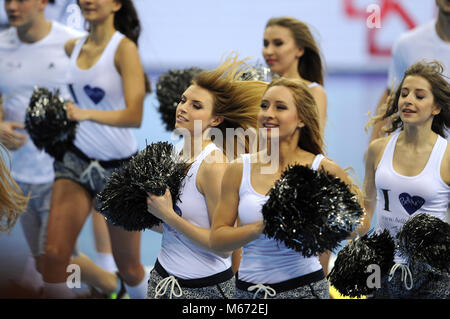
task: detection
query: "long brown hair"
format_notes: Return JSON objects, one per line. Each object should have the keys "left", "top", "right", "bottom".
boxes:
{"left": 266, "top": 17, "right": 325, "bottom": 85}
{"left": 368, "top": 60, "right": 450, "bottom": 137}
{"left": 0, "top": 144, "right": 29, "bottom": 233}
{"left": 193, "top": 54, "right": 268, "bottom": 158}
{"left": 265, "top": 77, "right": 324, "bottom": 155}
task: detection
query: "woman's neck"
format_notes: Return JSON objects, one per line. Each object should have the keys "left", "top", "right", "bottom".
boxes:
{"left": 17, "top": 16, "right": 51, "bottom": 43}
{"left": 260, "top": 135, "right": 301, "bottom": 171}
{"left": 281, "top": 66, "right": 302, "bottom": 80}
{"left": 87, "top": 15, "right": 116, "bottom": 45}
{"left": 182, "top": 135, "right": 212, "bottom": 161}
{"left": 401, "top": 124, "right": 437, "bottom": 149}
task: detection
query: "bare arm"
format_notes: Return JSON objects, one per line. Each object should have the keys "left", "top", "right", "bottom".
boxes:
{"left": 311, "top": 85, "right": 328, "bottom": 138}
{"left": 319, "top": 158, "right": 366, "bottom": 239}
{"left": 146, "top": 151, "right": 231, "bottom": 257}
{"left": 66, "top": 38, "right": 146, "bottom": 128}
{"left": 210, "top": 161, "right": 264, "bottom": 252}
{"left": 359, "top": 138, "right": 388, "bottom": 236}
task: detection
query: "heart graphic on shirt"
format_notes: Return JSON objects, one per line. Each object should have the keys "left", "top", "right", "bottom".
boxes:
{"left": 83, "top": 85, "right": 105, "bottom": 104}
{"left": 398, "top": 192, "right": 425, "bottom": 215}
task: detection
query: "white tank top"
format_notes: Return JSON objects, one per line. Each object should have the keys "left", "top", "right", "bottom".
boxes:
{"left": 157, "top": 143, "right": 231, "bottom": 279}
{"left": 67, "top": 31, "right": 138, "bottom": 160}
{"left": 0, "top": 22, "right": 84, "bottom": 184}
{"left": 238, "top": 154, "right": 324, "bottom": 284}
{"left": 375, "top": 132, "right": 450, "bottom": 263}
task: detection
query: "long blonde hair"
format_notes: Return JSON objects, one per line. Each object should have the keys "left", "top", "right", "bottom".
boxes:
{"left": 193, "top": 54, "right": 268, "bottom": 158}
{"left": 265, "top": 77, "right": 324, "bottom": 155}
{"left": 0, "top": 144, "right": 29, "bottom": 233}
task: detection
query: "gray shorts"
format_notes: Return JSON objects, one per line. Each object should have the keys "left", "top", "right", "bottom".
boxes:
{"left": 17, "top": 181, "right": 79, "bottom": 257}
{"left": 234, "top": 270, "right": 330, "bottom": 299}
{"left": 372, "top": 262, "right": 450, "bottom": 299}
{"left": 147, "top": 260, "right": 235, "bottom": 299}
{"left": 54, "top": 147, "right": 133, "bottom": 210}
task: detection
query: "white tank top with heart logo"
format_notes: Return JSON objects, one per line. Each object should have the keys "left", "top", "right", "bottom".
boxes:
{"left": 375, "top": 131, "right": 449, "bottom": 263}
{"left": 67, "top": 31, "right": 138, "bottom": 160}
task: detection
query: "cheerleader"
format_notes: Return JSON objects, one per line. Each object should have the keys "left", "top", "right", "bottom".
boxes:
{"left": 146, "top": 55, "right": 267, "bottom": 299}
{"left": 262, "top": 17, "right": 327, "bottom": 138}
{"left": 363, "top": 60, "right": 450, "bottom": 298}
{"left": 210, "top": 78, "right": 361, "bottom": 299}
{"left": 42, "top": 0, "right": 149, "bottom": 299}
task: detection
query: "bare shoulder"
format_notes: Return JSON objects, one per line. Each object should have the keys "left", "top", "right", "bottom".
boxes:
{"left": 116, "top": 37, "right": 138, "bottom": 57}
{"left": 199, "top": 150, "right": 228, "bottom": 176}
{"left": 197, "top": 150, "right": 228, "bottom": 194}
{"left": 318, "top": 158, "right": 348, "bottom": 181}
{"left": 310, "top": 84, "right": 327, "bottom": 98}
{"left": 64, "top": 38, "right": 81, "bottom": 57}
{"left": 222, "top": 158, "right": 244, "bottom": 187}
{"left": 367, "top": 135, "right": 392, "bottom": 161}
{"left": 114, "top": 37, "right": 141, "bottom": 73}
{"left": 226, "top": 157, "right": 244, "bottom": 174}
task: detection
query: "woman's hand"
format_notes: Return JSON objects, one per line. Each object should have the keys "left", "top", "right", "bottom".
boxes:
{"left": 0, "top": 121, "right": 27, "bottom": 150}
{"left": 66, "top": 101, "right": 90, "bottom": 122}
{"left": 253, "top": 219, "right": 265, "bottom": 236}
{"left": 146, "top": 188, "right": 175, "bottom": 223}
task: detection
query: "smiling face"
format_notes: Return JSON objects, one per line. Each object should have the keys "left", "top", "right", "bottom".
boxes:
{"left": 398, "top": 75, "right": 441, "bottom": 127}
{"left": 262, "top": 25, "right": 304, "bottom": 78}
{"left": 175, "top": 84, "right": 223, "bottom": 136}
{"left": 78, "top": 0, "right": 121, "bottom": 22}
{"left": 257, "top": 85, "right": 303, "bottom": 142}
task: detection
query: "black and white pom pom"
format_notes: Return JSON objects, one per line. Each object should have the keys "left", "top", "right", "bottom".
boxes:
{"left": 327, "top": 230, "right": 395, "bottom": 298}
{"left": 98, "top": 142, "right": 190, "bottom": 231}
{"left": 24, "top": 87, "right": 77, "bottom": 161}
{"left": 397, "top": 213, "right": 450, "bottom": 272}
{"left": 238, "top": 63, "right": 271, "bottom": 82}
{"left": 261, "top": 165, "right": 364, "bottom": 257}
{"left": 156, "top": 68, "right": 203, "bottom": 132}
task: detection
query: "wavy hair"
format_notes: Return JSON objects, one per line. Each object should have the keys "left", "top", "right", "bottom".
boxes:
{"left": 368, "top": 60, "right": 450, "bottom": 138}
{"left": 265, "top": 77, "right": 324, "bottom": 155}
{"left": 193, "top": 54, "right": 268, "bottom": 158}
{"left": 0, "top": 144, "right": 29, "bottom": 233}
